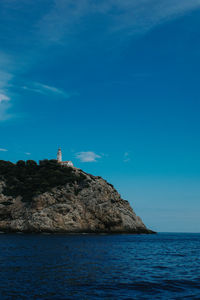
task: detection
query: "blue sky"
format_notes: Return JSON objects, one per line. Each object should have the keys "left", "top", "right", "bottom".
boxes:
{"left": 1, "top": 0, "right": 200, "bottom": 232}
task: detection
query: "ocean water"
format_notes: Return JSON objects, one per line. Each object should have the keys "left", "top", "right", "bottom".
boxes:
{"left": 0, "top": 233, "right": 199, "bottom": 299}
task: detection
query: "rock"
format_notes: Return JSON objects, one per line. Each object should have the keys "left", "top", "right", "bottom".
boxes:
{"left": 0, "top": 162, "right": 154, "bottom": 234}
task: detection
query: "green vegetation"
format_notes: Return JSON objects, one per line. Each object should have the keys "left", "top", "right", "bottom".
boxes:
{"left": 0, "top": 159, "right": 87, "bottom": 202}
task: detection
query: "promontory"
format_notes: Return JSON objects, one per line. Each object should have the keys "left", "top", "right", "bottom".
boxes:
{"left": 0, "top": 159, "right": 154, "bottom": 234}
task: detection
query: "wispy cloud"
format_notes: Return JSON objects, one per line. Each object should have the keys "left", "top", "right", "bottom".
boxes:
{"left": 123, "top": 152, "right": 131, "bottom": 163}
{"left": 0, "top": 62, "right": 13, "bottom": 121}
{"left": 0, "top": 91, "right": 11, "bottom": 121}
{"left": 38, "top": 0, "right": 200, "bottom": 44}
{"left": 25, "top": 152, "right": 31, "bottom": 155}
{"left": 0, "top": 0, "right": 200, "bottom": 122}
{"left": 76, "top": 151, "right": 101, "bottom": 162}
{"left": 0, "top": 148, "right": 8, "bottom": 152}
{"left": 22, "top": 82, "right": 74, "bottom": 98}
{"left": 0, "top": 93, "right": 10, "bottom": 103}
{"left": 0, "top": 71, "right": 13, "bottom": 89}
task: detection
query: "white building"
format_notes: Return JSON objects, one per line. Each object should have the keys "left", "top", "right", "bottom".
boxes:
{"left": 57, "top": 148, "right": 73, "bottom": 167}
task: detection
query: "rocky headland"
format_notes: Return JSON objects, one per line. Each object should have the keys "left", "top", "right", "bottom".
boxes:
{"left": 0, "top": 159, "right": 154, "bottom": 234}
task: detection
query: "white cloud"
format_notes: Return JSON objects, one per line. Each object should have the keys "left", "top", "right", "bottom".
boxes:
{"left": 0, "top": 93, "right": 10, "bottom": 103}
{"left": 22, "top": 82, "right": 72, "bottom": 98}
{"left": 0, "top": 71, "right": 13, "bottom": 89}
{"left": 76, "top": 151, "right": 101, "bottom": 162}
{"left": 0, "top": 148, "right": 8, "bottom": 152}
{"left": 25, "top": 152, "right": 31, "bottom": 155}
{"left": 0, "top": 61, "right": 13, "bottom": 121}
{"left": 0, "top": 100, "right": 11, "bottom": 121}
{"left": 37, "top": 83, "right": 64, "bottom": 94}
{"left": 0, "top": 90, "right": 11, "bottom": 121}
{"left": 124, "top": 152, "right": 131, "bottom": 162}
{"left": 38, "top": 0, "right": 200, "bottom": 44}
{"left": 0, "top": 70, "right": 12, "bottom": 119}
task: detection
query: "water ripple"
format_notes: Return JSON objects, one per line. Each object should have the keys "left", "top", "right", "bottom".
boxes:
{"left": 0, "top": 233, "right": 199, "bottom": 299}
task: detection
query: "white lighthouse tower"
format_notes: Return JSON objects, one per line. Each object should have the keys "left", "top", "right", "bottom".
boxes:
{"left": 56, "top": 148, "right": 74, "bottom": 167}
{"left": 57, "top": 148, "right": 62, "bottom": 162}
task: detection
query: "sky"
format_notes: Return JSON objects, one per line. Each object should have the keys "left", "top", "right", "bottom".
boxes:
{"left": 1, "top": 0, "right": 200, "bottom": 232}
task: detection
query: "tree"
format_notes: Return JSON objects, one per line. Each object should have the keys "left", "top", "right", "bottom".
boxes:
{"left": 26, "top": 160, "right": 37, "bottom": 167}
{"left": 16, "top": 160, "right": 25, "bottom": 167}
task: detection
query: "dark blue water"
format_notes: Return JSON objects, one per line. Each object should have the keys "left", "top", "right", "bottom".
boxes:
{"left": 0, "top": 233, "right": 200, "bottom": 299}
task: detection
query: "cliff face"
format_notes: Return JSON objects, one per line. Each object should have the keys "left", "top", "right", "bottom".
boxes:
{"left": 0, "top": 161, "right": 153, "bottom": 233}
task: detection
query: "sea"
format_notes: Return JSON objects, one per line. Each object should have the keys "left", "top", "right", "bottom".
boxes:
{"left": 0, "top": 233, "right": 199, "bottom": 299}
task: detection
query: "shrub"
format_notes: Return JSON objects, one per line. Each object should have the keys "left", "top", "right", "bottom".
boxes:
{"left": 0, "top": 159, "right": 87, "bottom": 202}
{"left": 16, "top": 160, "right": 26, "bottom": 167}
{"left": 26, "top": 160, "right": 37, "bottom": 167}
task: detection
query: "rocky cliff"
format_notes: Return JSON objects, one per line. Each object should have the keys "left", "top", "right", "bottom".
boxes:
{"left": 0, "top": 160, "right": 154, "bottom": 233}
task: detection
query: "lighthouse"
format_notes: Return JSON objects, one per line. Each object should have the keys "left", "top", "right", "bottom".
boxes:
{"left": 57, "top": 148, "right": 62, "bottom": 162}
{"left": 56, "top": 148, "right": 74, "bottom": 167}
